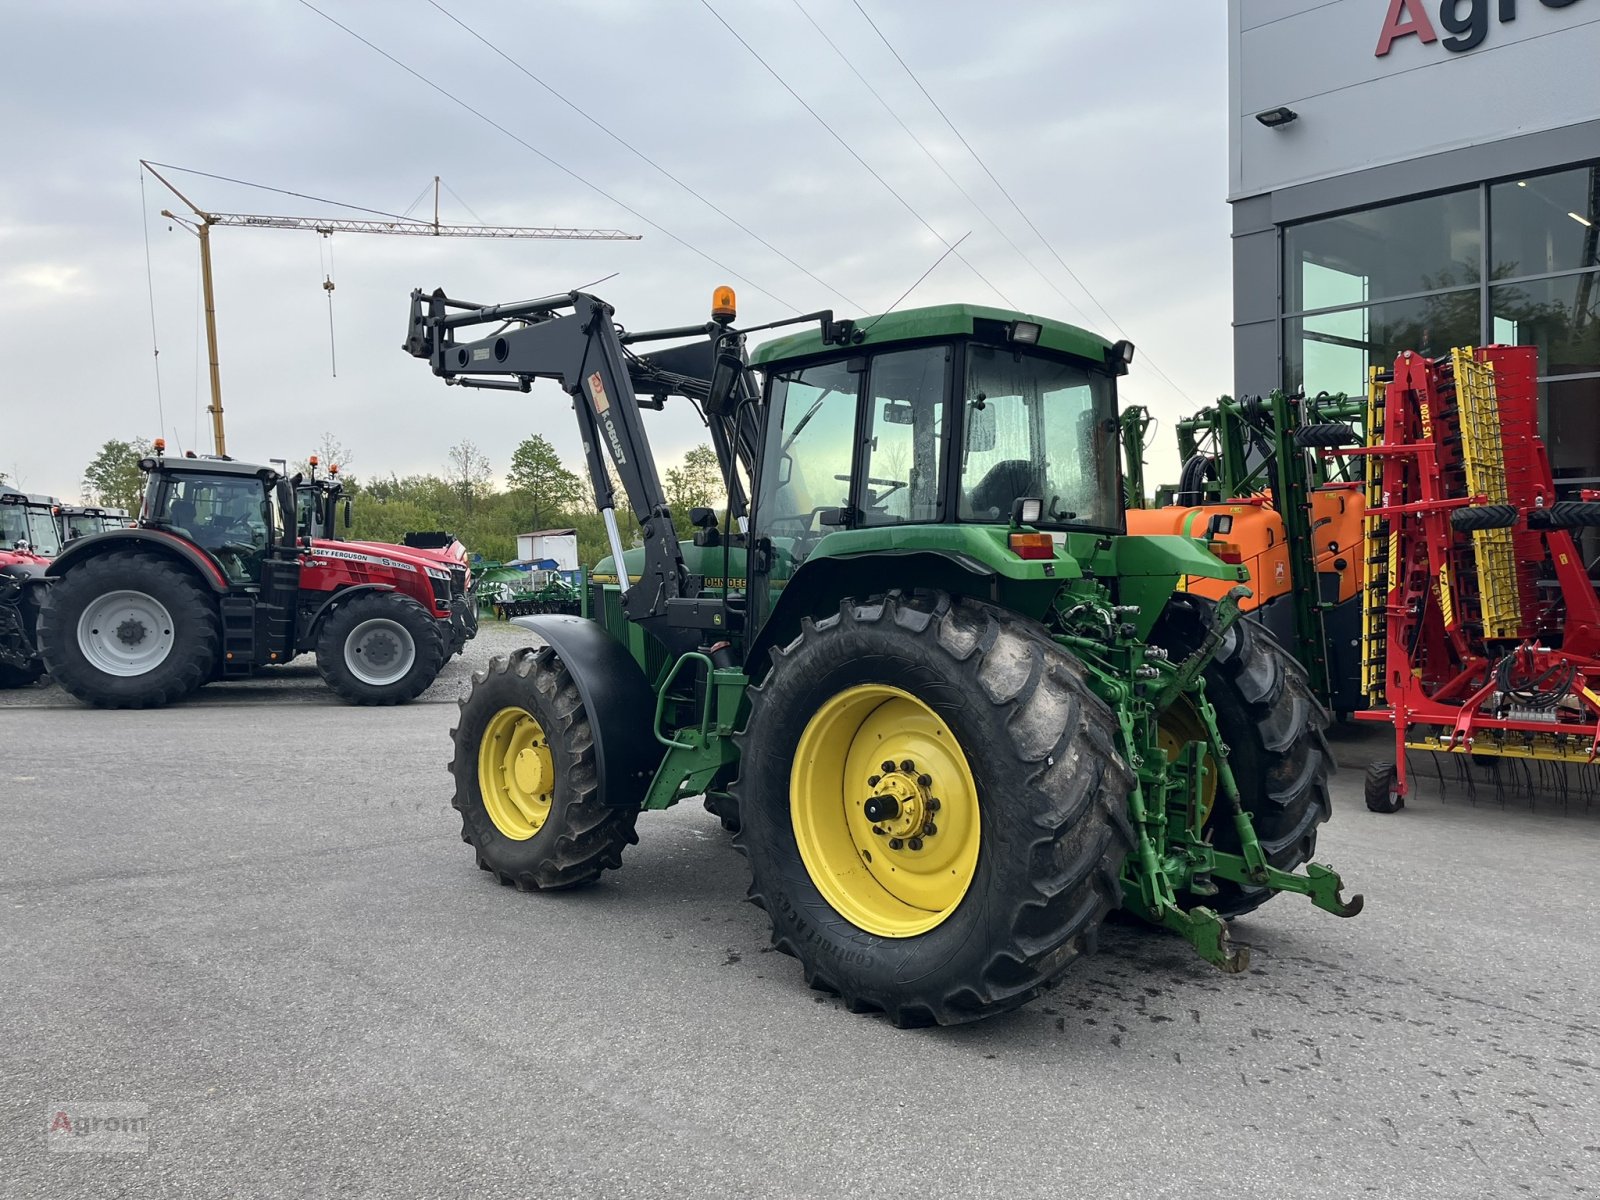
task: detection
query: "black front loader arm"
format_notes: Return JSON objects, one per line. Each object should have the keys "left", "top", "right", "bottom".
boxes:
{"left": 405, "top": 288, "right": 711, "bottom": 654}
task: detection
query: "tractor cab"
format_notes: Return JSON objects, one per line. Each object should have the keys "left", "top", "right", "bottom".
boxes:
{"left": 142, "top": 455, "right": 285, "bottom": 585}
{"left": 746, "top": 308, "right": 1130, "bottom": 607}
{"left": 0, "top": 490, "right": 64, "bottom": 559}
{"left": 293, "top": 457, "right": 351, "bottom": 541}
{"left": 58, "top": 504, "right": 118, "bottom": 543}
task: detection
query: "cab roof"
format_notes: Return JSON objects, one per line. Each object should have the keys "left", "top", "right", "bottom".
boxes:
{"left": 749, "top": 302, "right": 1114, "bottom": 369}
{"left": 147, "top": 454, "right": 280, "bottom": 482}
{"left": 1, "top": 490, "right": 58, "bottom": 506}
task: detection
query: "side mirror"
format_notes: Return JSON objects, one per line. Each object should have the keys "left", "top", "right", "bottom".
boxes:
{"left": 707, "top": 348, "right": 744, "bottom": 418}
{"left": 967, "top": 402, "right": 996, "bottom": 453}
{"left": 344, "top": 498, "right": 352, "bottom": 529}
{"left": 882, "top": 399, "right": 915, "bottom": 426}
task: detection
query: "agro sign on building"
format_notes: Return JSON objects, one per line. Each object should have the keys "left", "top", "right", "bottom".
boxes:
{"left": 1376, "top": 0, "right": 1586, "bottom": 56}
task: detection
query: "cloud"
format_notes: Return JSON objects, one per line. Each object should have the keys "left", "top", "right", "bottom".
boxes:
{"left": 1, "top": 0, "right": 1232, "bottom": 504}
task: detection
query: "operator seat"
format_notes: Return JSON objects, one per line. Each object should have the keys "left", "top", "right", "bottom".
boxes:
{"left": 166, "top": 499, "right": 197, "bottom": 540}
{"left": 967, "top": 459, "right": 1040, "bottom": 521}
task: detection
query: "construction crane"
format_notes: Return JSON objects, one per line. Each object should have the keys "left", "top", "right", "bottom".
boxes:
{"left": 140, "top": 161, "right": 641, "bottom": 456}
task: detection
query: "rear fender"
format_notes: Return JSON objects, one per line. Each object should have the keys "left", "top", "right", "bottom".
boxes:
{"left": 508, "top": 614, "right": 664, "bottom": 809}
{"left": 746, "top": 548, "right": 1007, "bottom": 680}
{"left": 48, "top": 529, "right": 229, "bottom": 592}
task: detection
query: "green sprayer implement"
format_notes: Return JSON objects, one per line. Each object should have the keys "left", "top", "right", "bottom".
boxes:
{"left": 405, "top": 285, "right": 1361, "bottom": 1026}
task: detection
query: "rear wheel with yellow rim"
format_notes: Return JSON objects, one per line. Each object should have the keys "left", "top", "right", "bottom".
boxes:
{"left": 733, "top": 591, "right": 1134, "bottom": 1027}
{"left": 449, "top": 645, "right": 639, "bottom": 890}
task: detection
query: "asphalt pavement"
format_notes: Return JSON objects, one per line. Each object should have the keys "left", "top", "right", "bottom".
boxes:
{"left": 3, "top": 623, "right": 1598, "bottom": 1198}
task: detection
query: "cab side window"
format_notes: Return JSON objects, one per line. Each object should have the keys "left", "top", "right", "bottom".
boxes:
{"left": 858, "top": 347, "right": 948, "bottom": 527}
{"left": 758, "top": 360, "right": 860, "bottom": 563}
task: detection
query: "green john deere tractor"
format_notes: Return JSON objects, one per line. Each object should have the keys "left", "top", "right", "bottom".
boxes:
{"left": 404, "top": 285, "right": 1361, "bottom": 1026}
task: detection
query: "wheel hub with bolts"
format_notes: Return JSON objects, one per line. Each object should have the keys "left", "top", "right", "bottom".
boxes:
{"left": 863, "top": 759, "right": 940, "bottom": 846}
{"left": 75, "top": 589, "right": 176, "bottom": 678}
{"left": 478, "top": 706, "right": 555, "bottom": 840}
{"left": 343, "top": 617, "right": 417, "bottom": 687}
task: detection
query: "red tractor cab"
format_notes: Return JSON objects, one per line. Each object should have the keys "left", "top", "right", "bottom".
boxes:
{"left": 37, "top": 448, "right": 460, "bottom": 708}
{"left": 58, "top": 503, "right": 129, "bottom": 543}
{"left": 0, "top": 489, "right": 56, "bottom": 686}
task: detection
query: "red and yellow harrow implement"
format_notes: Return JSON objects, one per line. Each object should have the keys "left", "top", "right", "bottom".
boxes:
{"left": 1342, "top": 344, "right": 1600, "bottom": 811}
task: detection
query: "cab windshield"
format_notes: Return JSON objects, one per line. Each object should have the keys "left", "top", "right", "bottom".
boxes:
{"left": 0, "top": 504, "right": 30, "bottom": 550}
{"left": 959, "top": 345, "right": 1119, "bottom": 530}
{"left": 25, "top": 506, "right": 63, "bottom": 556}
{"left": 64, "top": 513, "right": 104, "bottom": 540}
{"left": 154, "top": 474, "right": 271, "bottom": 581}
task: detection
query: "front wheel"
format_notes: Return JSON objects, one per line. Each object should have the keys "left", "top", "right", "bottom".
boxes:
{"left": 449, "top": 646, "right": 640, "bottom": 889}
{"left": 315, "top": 591, "right": 446, "bottom": 705}
{"left": 37, "top": 551, "right": 219, "bottom": 708}
{"left": 732, "top": 592, "right": 1134, "bottom": 1027}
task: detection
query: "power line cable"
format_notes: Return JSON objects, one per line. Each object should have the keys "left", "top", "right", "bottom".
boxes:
{"left": 698, "top": 0, "right": 1016, "bottom": 311}
{"left": 144, "top": 159, "right": 432, "bottom": 224}
{"left": 789, "top": 0, "right": 1097, "bottom": 330}
{"left": 295, "top": 0, "right": 798, "bottom": 311}
{"left": 849, "top": 0, "right": 1193, "bottom": 403}
{"left": 425, "top": 0, "right": 864, "bottom": 311}
{"left": 860, "top": 231, "right": 970, "bottom": 336}
{"left": 138, "top": 166, "right": 167, "bottom": 435}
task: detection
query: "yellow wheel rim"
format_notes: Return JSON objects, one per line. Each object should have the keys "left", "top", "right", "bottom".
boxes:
{"left": 478, "top": 706, "right": 555, "bottom": 840}
{"left": 791, "top": 684, "right": 980, "bottom": 938}
{"left": 1159, "top": 697, "right": 1218, "bottom": 823}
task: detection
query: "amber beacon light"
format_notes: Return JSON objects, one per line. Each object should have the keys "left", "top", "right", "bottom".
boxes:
{"left": 712, "top": 286, "right": 737, "bottom": 321}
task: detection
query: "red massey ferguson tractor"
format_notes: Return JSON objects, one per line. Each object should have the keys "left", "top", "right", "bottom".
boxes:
{"left": 294, "top": 459, "right": 477, "bottom": 655}
{"left": 37, "top": 448, "right": 465, "bottom": 707}
{"left": 1, "top": 488, "right": 62, "bottom": 687}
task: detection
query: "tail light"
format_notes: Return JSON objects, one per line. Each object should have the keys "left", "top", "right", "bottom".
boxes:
{"left": 1008, "top": 532, "right": 1055, "bottom": 560}
{"left": 1209, "top": 541, "right": 1244, "bottom": 564}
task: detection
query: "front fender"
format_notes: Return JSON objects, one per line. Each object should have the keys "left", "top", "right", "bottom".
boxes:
{"left": 303, "top": 583, "right": 396, "bottom": 641}
{"left": 509, "top": 614, "right": 664, "bottom": 809}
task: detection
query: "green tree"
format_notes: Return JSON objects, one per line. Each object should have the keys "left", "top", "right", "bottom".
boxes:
{"left": 293, "top": 433, "right": 356, "bottom": 487}
{"left": 664, "top": 444, "right": 724, "bottom": 536}
{"left": 82, "top": 438, "right": 152, "bottom": 511}
{"left": 444, "top": 440, "right": 494, "bottom": 515}
{"left": 507, "top": 434, "right": 584, "bottom": 529}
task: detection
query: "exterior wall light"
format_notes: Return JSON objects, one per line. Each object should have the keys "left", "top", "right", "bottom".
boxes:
{"left": 1256, "top": 107, "right": 1299, "bottom": 128}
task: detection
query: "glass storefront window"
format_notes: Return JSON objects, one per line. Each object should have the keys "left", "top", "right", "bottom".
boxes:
{"left": 1546, "top": 376, "right": 1600, "bottom": 484}
{"left": 1490, "top": 166, "right": 1600, "bottom": 279}
{"left": 1285, "top": 189, "right": 1481, "bottom": 312}
{"left": 1287, "top": 290, "right": 1481, "bottom": 398}
{"left": 1490, "top": 271, "right": 1600, "bottom": 378}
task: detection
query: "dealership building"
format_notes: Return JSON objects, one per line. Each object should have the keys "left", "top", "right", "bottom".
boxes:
{"left": 1229, "top": 0, "right": 1600, "bottom": 485}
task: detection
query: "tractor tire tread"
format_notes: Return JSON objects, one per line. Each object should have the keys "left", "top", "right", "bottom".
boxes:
{"left": 449, "top": 646, "right": 639, "bottom": 891}
{"left": 37, "top": 549, "right": 218, "bottom": 709}
{"left": 1295, "top": 423, "right": 1360, "bottom": 448}
{"left": 1451, "top": 504, "right": 1519, "bottom": 531}
{"left": 1364, "top": 760, "right": 1403, "bottom": 813}
{"left": 315, "top": 590, "right": 447, "bottom": 706}
{"left": 1152, "top": 598, "right": 1333, "bottom": 918}
{"left": 731, "top": 590, "right": 1134, "bottom": 1027}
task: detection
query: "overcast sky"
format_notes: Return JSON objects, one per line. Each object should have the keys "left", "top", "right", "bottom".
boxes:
{"left": 1, "top": 0, "right": 1230, "bottom": 500}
